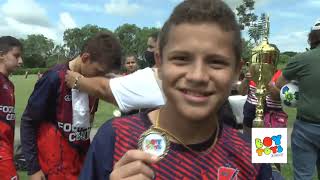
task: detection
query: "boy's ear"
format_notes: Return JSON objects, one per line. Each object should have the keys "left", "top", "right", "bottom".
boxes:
{"left": 154, "top": 50, "right": 161, "bottom": 68}
{"left": 80, "top": 53, "right": 90, "bottom": 63}
{"left": 0, "top": 52, "right": 5, "bottom": 61}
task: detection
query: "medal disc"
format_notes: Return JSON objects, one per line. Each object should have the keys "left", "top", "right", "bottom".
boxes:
{"left": 138, "top": 128, "right": 170, "bottom": 159}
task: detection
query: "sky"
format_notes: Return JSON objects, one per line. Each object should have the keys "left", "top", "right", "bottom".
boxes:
{"left": 0, "top": 0, "right": 319, "bottom": 52}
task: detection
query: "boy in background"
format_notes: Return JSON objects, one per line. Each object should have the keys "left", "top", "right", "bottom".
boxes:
{"left": 0, "top": 36, "right": 23, "bottom": 180}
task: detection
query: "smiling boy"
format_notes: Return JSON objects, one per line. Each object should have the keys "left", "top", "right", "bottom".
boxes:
{"left": 80, "top": 1, "right": 271, "bottom": 179}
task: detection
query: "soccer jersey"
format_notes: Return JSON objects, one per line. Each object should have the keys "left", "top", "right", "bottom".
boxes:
{"left": 79, "top": 112, "right": 271, "bottom": 180}
{"left": 0, "top": 72, "right": 18, "bottom": 179}
{"left": 21, "top": 64, "right": 98, "bottom": 179}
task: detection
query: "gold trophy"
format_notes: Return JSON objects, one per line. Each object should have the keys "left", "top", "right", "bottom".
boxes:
{"left": 250, "top": 16, "right": 281, "bottom": 172}
{"left": 250, "top": 15, "right": 279, "bottom": 128}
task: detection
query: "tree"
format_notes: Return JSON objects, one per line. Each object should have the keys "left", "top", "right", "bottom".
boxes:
{"left": 248, "top": 23, "right": 262, "bottom": 45}
{"left": 236, "top": 0, "right": 259, "bottom": 61}
{"left": 23, "top": 54, "right": 46, "bottom": 68}
{"left": 236, "top": 0, "right": 257, "bottom": 30}
{"left": 135, "top": 27, "right": 159, "bottom": 58}
{"left": 248, "top": 13, "right": 268, "bottom": 45}
{"left": 46, "top": 45, "right": 68, "bottom": 67}
{"left": 282, "top": 51, "right": 298, "bottom": 57}
{"left": 63, "top": 24, "right": 111, "bottom": 58}
{"left": 242, "top": 39, "right": 254, "bottom": 61}
{"left": 21, "top": 34, "right": 55, "bottom": 68}
{"left": 114, "top": 24, "right": 141, "bottom": 56}
{"left": 114, "top": 24, "right": 159, "bottom": 68}
{"left": 277, "top": 54, "right": 290, "bottom": 69}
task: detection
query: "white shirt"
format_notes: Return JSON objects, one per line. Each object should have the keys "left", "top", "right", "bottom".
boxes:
{"left": 109, "top": 68, "right": 165, "bottom": 112}
{"left": 110, "top": 67, "right": 245, "bottom": 124}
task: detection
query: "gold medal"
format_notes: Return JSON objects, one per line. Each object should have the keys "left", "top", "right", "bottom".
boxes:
{"left": 138, "top": 109, "right": 219, "bottom": 159}
{"left": 138, "top": 127, "right": 170, "bottom": 159}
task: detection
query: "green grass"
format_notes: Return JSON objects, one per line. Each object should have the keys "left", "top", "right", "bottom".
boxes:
{"left": 18, "top": 171, "right": 28, "bottom": 179}
{"left": 10, "top": 75, "right": 314, "bottom": 179}
{"left": 281, "top": 107, "right": 295, "bottom": 179}
{"left": 283, "top": 107, "right": 297, "bottom": 128}
{"left": 11, "top": 75, "right": 38, "bottom": 126}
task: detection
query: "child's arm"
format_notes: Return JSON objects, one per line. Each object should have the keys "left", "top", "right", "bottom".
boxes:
{"left": 65, "top": 68, "right": 165, "bottom": 113}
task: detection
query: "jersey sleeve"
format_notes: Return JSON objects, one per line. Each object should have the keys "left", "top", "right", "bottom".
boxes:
{"left": 79, "top": 120, "right": 116, "bottom": 180}
{"left": 109, "top": 68, "right": 165, "bottom": 112}
{"left": 20, "top": 71, "right": 60, "bottom": 175}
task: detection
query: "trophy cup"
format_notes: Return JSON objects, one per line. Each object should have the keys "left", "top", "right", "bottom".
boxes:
{"left": 250, "top": 16, "right": 279, "bottom": 128}
{"left": 250, "top": 17, "right": 282, "bottom": 171}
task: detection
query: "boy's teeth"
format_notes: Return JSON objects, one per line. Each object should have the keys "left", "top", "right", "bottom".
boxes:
{"left": 186, "top": 90, "right": 204, "bottom": 96}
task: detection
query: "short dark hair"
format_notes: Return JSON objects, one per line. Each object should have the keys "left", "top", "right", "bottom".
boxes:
{"left": 123, "top": 54, "right": 137, "bottom": 64}
{"left": 149, "top": 31, "right": 159, "bottom": 41}
{"left": 0, "top": 36, "right": 23, "bottom": 54}
{"left": 159, "top": 0, "right": 241, "bottom": 65}
{"left": 308, "top": 30, "right": 320, "bottom": 49}
{"left": 81, "top": 32, "right": 122, "bottom": 70}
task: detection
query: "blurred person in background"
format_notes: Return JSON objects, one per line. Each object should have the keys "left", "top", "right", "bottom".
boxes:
{"left": 123, "top": 55, "right": 139, "bottom": 75}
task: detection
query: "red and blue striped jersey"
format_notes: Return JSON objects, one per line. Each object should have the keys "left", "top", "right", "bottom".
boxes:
{"left": 0, "top": 72, "right": 15, "bottom": 161}
{"left": 21, "top": 64, "right": 98, "bottom": 178}
{"left": 80, "top": 112, "right": 272, "bottom": 180}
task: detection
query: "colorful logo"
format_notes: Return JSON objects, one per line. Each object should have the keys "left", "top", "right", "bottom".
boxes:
{"left": 255, "top": 135, "right": 283, "bottom": 157}
{"left": 252, "top": 128, "right": 287, "bottom": 163}
{"left": 145, "top": 139, "right": 162, "bottom": 151}
{"left": 141, "top": 132, "right": 168, "bottom": 157}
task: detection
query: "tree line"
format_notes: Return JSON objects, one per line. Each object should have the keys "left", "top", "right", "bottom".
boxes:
{"left": 19, "top": 0, "right": 296, "bottom": 70}
{"left": 20, "top": 24, "right": 158, "bottom": 69}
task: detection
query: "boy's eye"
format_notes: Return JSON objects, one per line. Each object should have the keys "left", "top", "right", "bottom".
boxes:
{"left": 173, "top": 56, "right": 187, "bottom": 61}
{"left": 171, "top": 56, "right": 189, "bottom": 64}
{"left": 13, "top": 53, "right": 21, "bottom": 58}
{"left": 207, "top": 59, "right": 229, "bottom": 69}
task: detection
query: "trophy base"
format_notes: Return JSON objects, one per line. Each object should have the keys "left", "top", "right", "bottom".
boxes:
{"left": 252, "top": 118, "right": 264, "bottom": 128}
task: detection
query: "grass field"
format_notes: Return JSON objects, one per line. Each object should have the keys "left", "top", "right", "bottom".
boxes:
{"left": 9, "top": 75, "right": 317, "bottom": 179}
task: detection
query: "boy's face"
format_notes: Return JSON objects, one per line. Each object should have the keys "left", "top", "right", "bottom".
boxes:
{"left": 124, "top": 56, "right": 138, "bottom": 73}
{"left": 80, "top": 55, "right": 110, "bottom": 77}
{"left": 158, "top": 23, "right": 239, "bottom": 121}
{"left": 0, "top": 47, "right": 23, "bottom": 74}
